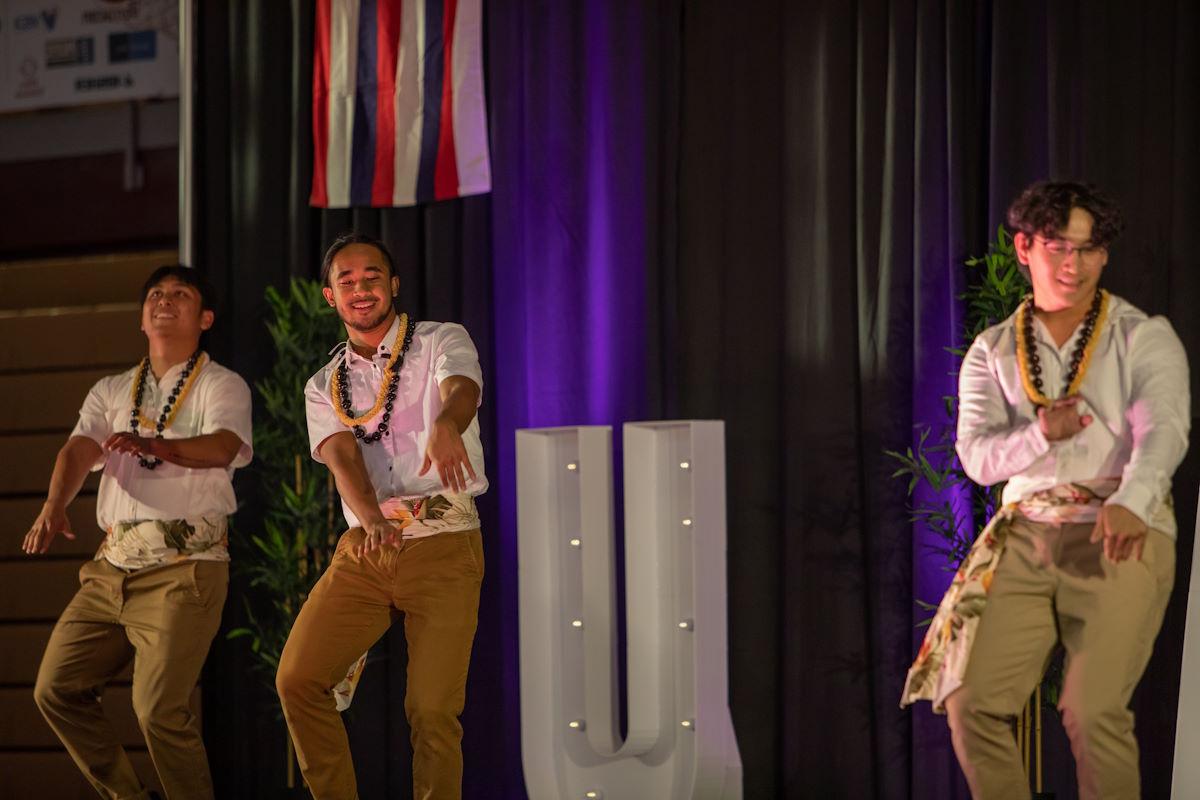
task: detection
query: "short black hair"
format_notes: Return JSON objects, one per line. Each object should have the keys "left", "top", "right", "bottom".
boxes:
{"left": 320, "top": 232, "right": 396, "bottom": 287}
{"left": 141, "top": 265, "right": 216, "bottom": 314}
{"left": 1006, "top": 181, "right": 1125, "bottom": 247}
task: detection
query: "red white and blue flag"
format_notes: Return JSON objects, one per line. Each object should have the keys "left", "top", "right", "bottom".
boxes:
{"left": 310, "top": 0, "right": 491, "bottom": 208}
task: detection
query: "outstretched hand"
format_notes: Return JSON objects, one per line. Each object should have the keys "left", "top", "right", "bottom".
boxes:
{"left": 1038, "top": 396, "right": 1092, "bottom": 441}
{"left": 23, "top": 503, "right": 75, "bottom": 555}
{"left": 419, "top": 418, "right": 477, "bottom": 493}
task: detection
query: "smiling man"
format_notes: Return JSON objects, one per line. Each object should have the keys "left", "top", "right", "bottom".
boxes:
{"left": 276, "top": 232, "right": 487, "bottom": 800}
{"left": 902, "top": 182, "right": 1190, "bottom": 799}
{"left": 25, "top": 265, "right": 252, "bottom": 800}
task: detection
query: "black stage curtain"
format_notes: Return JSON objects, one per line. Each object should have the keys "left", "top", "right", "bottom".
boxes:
{"left": 194, "top": 1, "right": 1200, "bottom": 798}
{"left": 667, "top": 2, "right": 1200, "bottom": 798}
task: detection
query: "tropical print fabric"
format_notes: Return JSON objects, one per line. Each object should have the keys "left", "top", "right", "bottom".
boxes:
{"left": 900, "top": 478, "right": 1120, "bottom": 713}
{"left": 97, "top": 516, "right": 229, "bottom": 571}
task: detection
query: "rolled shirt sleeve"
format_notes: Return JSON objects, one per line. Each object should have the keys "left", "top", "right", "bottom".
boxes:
{"left": 433, "top": 323, "right": 484, "bottom": 405}
{"left": 1106, "top": 317, "right": 1191, "bottom": 525}
{"left": 69, "top": 376, "right": 117, "bottom": 471}
{"left": 199, "top": 368, "right": 255, "bottom": 468}
{"left": 955, "top": 335, "right": 1053, "bottom": 487}
{"left": 306, "top": 368, "right": 347, "bottom": 464}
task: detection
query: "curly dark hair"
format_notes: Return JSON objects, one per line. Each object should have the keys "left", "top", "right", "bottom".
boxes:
{"left": 1006, "top": 181, "right": 1124, "bottom": 247}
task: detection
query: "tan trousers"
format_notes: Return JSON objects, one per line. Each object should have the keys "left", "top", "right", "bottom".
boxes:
{"left": 34, "top": 558, "right": 228, "bottom": 800}
{"left": 945, "top": 516, "right": 1174, "bottom": 800}
{"left": 276, "top": 528, "right": 484, "bottom": 800}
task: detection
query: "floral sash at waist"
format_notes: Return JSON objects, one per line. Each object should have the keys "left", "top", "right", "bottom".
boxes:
{"left": 332, "top": 493, "right": 478, "bottom": 711}
{"left": 97, "top": 516, "right": 229, "bottom": 572}
{"left": 899, "top": 478, "right": 1120, "bottom": 713}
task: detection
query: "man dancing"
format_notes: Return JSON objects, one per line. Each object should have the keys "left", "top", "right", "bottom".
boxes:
{"left": 26, "top": 266, "right": 253, "bottom": 799}
{"left": 276, "top": 233, "right": 487, "bottom": 800}
{"left": 901, "top": 181, "right": 1189, "bottom": 799}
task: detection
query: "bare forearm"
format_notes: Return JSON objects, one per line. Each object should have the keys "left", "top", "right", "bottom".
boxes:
{"left": 436, "top": 376, "right": 480, "bottom": 433}
{"left": 321, "top": 433, "right": 385, "bottom": 525}
{"left": 146, "top": 431, "right": 242, "bottom": 469}
{"left": 46, "top": 436, "right": 102, "bottom": 509}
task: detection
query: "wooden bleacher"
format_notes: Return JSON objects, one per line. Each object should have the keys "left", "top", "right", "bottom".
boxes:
{"left": 0, "top": 250, "right": 189, "bottom": 798}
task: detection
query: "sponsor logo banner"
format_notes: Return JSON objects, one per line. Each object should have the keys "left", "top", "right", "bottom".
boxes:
{"left": 0, "top": 0, "right": 177, "bottom": 112}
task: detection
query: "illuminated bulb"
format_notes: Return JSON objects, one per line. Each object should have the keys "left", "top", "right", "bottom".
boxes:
{"left": 571, "top": 619, "right": 584, "bottom": 628}
{"left": 569, "top": 538, "right": 582, "bottom": 547}
{"left": 678, "top": 619, "right": 694, "bottom": 631}
{"left": 566, "top": 462, "right": 578, "bottom": 471}
{"left": 681, "top": 518, "right": 693, "bottom": 527}
{"left": 584, "top": 792, "right": 604, "bottom": 799}
{"left": 681, "top": 719, "right": 694, "bottom": 729}
{"left": 568, "top": 719, "right": 586, "bottom": 731}
{"left": 679, "top": 461, "right": 691, "bottom": 470}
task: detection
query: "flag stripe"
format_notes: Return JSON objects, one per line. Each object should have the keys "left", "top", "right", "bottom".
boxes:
{"left": 392, "top": 0, "right": 423, "bottom": 205}
{"left": 349, "top": 0, "right": 378, "bottom": 206}
{"left": 432, "top": 0, "right": 459, "bottom": 200}
{"left": 309, "top": 0, "right": 333, "bottom": 206}
{"left": 451, "top": 0, "right": 489, "bottom": 194}
{"left": 326, "top": 0, "right": 359, "bottom": 208}
{"left": 414, "top": 0, "right": 445, "bottom": 203}
{"left": 371, "top": 0, "right": 401, "bottom": 206}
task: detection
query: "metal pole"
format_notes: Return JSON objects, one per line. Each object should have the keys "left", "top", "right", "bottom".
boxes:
{"left": 178, "top": 0, "right": 195, "bottom": 267}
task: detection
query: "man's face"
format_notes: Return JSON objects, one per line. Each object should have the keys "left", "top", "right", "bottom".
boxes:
{"left": 140, "top": 277, "right": 213, "bottom": 341}
{"left": 1015, "top": 206, "right": 1108, "bottom": 312}
{"left": 323, "top": 243, "right": 400, "bottom": 332}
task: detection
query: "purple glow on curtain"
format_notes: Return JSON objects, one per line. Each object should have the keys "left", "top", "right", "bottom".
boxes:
{"left": 488, "top": 2, "right": 649, "bottom": 795}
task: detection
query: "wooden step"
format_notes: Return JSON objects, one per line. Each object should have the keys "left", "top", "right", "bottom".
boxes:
{"left": 0, "top": 369, "right": 116, "bottom": 434}
{"left": 0, "top": 432, "right": 102, "bottom": 495}
{"left": 0, "top": 559, "right": 88, "bottom": 621}
{"left": 0, "top": 684, "right": 200, "bottom": 748}
{"left": 0, "top": 623, "right": 134, "bottom": 685}
{"left": 0, "top": 749, "right": 163, "bottom": 798}
{"left": 0, "top": 496, "right": 104, "bottom": 559}
{"left": 0, "top": 250, "right": 174, "bottom": 312}
{"left": 0, "top": 306, "right": 143, "bottom": 374}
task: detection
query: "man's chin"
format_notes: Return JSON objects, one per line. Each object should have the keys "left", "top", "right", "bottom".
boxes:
{"left": 343, "top": 310, "right": 392, "bottom": 333}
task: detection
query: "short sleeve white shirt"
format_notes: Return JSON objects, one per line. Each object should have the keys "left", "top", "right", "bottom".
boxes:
{"left": 305, "top": 317, "right": 487, "bottom": 528}
{"left": 70, "top": 357, "right": 254, "bottom": 531}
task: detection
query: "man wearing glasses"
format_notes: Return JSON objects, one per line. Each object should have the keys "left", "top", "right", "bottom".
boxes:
{"left": 903, "top": 181, "right": 1190, "bottom": 798}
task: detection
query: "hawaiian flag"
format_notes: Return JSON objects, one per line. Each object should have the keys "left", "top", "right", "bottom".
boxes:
{"left": 310, "top": 0, "right": 491, "bottom": 208}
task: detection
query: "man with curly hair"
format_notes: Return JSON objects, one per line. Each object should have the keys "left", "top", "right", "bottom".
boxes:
{"left": 25, "top": 266, "right": 253, "bottom": 800}
{"left": 902, "top": 181, "right": 1190, "bottom": 798}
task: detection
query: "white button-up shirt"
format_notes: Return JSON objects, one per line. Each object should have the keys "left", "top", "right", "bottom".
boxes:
{"left": 956, "top": 293, "right": 1190, "bottom": 536}
{"left": 305, "top": 316, "right": 487, "bottom": 528}
{"left": 71, "top": 358, "right": 254, "bottom": 531}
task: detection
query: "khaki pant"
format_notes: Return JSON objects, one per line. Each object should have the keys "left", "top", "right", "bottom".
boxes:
{"left": 34, "top": 558, "right": 228, "bottom": 800}
{"left": 945, "top": 516, "right": 1174, "bottom": 800}
{"left": 276, "top": 528, "right": 484, "bottom": 800}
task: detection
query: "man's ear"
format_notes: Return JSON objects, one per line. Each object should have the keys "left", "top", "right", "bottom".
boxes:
{"left": 391, "top": 275, "right": 400, "bottom": 298}
{"left": 1013, "top": 231, "right": 1033, "bottom": 265}
{"left": 323, "top": 285, "right": 336, "bottom": 307}
{"left": 200, "top": 309, "right": 215, "bottom": 331}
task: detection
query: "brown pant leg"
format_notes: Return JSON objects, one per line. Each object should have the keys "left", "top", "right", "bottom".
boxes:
{"left": 393, "top": 530, "right": 484, "bottom": 800}
{"left": 945, "top": 518, "right": 1060, "bottom": 800}
{"left": 1055, "top": 523, "right": 1175, "bottom": 800}
{"left": 33, "top": 560, "right": 147, "bottom": 799}
{"left": 121, "top": 560, "right": 228, "bottom": 800}
{"left": 276, "top": 529, "right": 396, "bottom": 800}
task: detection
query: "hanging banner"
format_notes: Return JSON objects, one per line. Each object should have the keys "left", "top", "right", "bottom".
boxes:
{"left": 310, "top": 0, "right": 492, "bottom": 208}
{"left": 0, "top": 0, "right": 178, "bottom": 113}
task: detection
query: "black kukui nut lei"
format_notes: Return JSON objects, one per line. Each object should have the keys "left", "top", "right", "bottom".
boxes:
{"left": 129, "top": 349, "right": 202, "bottom": 470}
{"left": 338, "top": 316, "right": 415, "bottom": 444}
{"left": 1023, "top": 289, "right": 1103, "bottom": 401}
